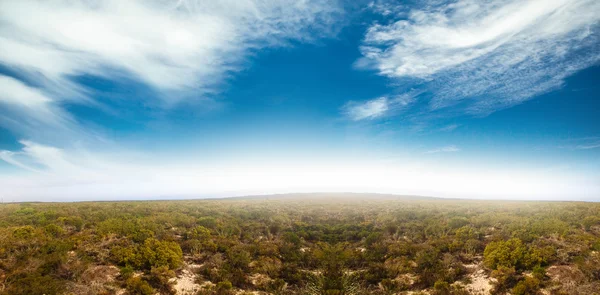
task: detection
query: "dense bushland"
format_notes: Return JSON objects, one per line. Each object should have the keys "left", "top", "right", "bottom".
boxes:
{"left": 0, "top": 194, "right": 599, "bottom": 294}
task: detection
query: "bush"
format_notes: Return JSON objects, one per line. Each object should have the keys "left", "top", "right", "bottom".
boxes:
{"left": 217, "top": 280, "right": 233, "bottom": 295}
{"left": 44, "top": 224, "right": 64, "bottom": 237}
{"left": 4, "top": 272, "right": 64, "bottom": 295}
{"left": 149, "top": 266, "right": 176, "bottom": 294}
{"left": 12, "top": 226, "right": 35, "bottom": 239}
{"left": 140, "top": 238, "right": 183, "bottom": 270}
{"left": 490, "top": 266, "right": 517, "bottom": 293}
{"left": 120, "top": 265, "right": 135, "bottom": 280}
{"left": 484, "top": 238, "right": 527, "bottom": 270}
{"left": 111, "top": 238, "right": 183, "bottom": 270}
{"left": 126, "top": 276, "right": 155, "bottom": 295}
{"left": 512, "top": 277, "right": 540, "bottom": 295}
{"left": 432, "top": 280, "right": 450, "bottom": 295}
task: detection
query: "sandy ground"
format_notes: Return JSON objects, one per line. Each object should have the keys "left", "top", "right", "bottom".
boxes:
{"left": 462, "top": 263, "right": 495, "bottom": 295}
{"left": 170, "top": 262, "right": 203, "bottom": 295}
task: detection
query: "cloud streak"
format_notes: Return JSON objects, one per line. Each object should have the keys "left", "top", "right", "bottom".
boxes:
{"left": 0, "top": 75, "right": 86, "bottom": 143}
{"left": 342, "top": 93, "right": 417, "bottom": 121}
{"left": 0, "top": 0, "right": 341, "bottom": 100}
{"left": 0, "top": 0, "right": 342, "bottom": 145}
{"left": 424, "top": 145, "right": 460, "bottom": 154}
{"left": 360, "top": 0, "right": 600, "bottom": 115}
{"left": 342, "top": 97, "right": 389, "bottom": 121}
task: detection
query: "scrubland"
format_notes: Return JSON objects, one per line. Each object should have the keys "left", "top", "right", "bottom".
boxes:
{"left": 0, "top": 193, "right": 599, "bottom": 295}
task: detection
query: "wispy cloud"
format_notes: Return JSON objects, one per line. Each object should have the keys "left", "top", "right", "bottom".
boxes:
{"left": 343, "top": 97, "right": 390, "bottom": 121}
{"left": 0, "top": 0, "right": 341, "bottom": 100}
{"left": 556, "top": 136, "right": 600, "bottom": 150}
{"left": 575, "top": 143, "right": 600, "bottom": 150}
{"left": 0, "top": 0, "right": 342, "bottom": 144}
{"left": 425, "top": 145, "right": 460, "bottom": 154}
{"left": 439, "top": 124, "right": 459, "bottom": 132}
{"left": 0, "top": 75, "right": 87, "bottom": 142}
{"left": 359, "top": 0, "right": 600, "bottom": 115}
{"left": 572, "top": 137, "right": 600, "bottom": 150}
{"left": 342, "top": 92, "right": 417, "bottom": 121}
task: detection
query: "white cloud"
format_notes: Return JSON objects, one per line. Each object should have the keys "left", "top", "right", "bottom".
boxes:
{"left": 572, "top": 137, "right": 600, "bottom": 150}
{"left": 0, "top": 75, "right": 82, "bottom": 141}
{"left": 576, "top": 144, "right": 600, "bottom": 150}
{"left": 342, "top": 92, "right": 417, "bottom": 121}
{"left": 0, "top": 76, "right": 51, "bottom": 107}
{"left": 343, "top": 97, "right": 389, "bottom": 121}
{"left": 425, "top": 145, "right": 460, "bottom": 154}
{"left": 439, "top": 124, "right": 459, "bottom": 132}
{"left": 555, "top": 137, "right": 600, "bottom": 150}
{"left": 0, "top": 0, "right": 341, "bottom": 102}
{"left": 360, "top": 0, "right": 600, "bottom": 115}
{"left": 0, "top": 0, "right": 342, "bottom": 145}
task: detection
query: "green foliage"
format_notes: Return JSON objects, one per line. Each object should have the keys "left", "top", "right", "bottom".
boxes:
{"left": 12, "top": 225, "right": 35, "bottom": 239}
{"left": 120, "top": 265, "right": 135, "bottom": 280}
{"left": 188, "top": 225, "right": 211, "bottom": 239}
{"left": 111, "top": 238, "right": 182, "bottom": 270}
{"left": 432, "top": 280, "right": 450, "bottom": 295}
{"left": 126, "top": 276, "right": 155, "bottom": 295}
{"left": 415, "top": 248, "right": 444, "bottom": 287}
{"left": 44, "top": 223, "right": 64, "bottom": 237}
{"left": 140, "top": 238, "right": 183, "bottom": 269}
{"left": 283, "top": 232, "right": 301, "bottom": 246}
{"left": 448, "top": 217, "right": 469, "bottom": 229}
{"left": 227, "top": 245, "right": 251, "bottom": 270}
{"left": 484, "top": 238, "right": 554, "bottom": 270}
{"left": 583, "top": 216, "right": 600, "bottom": 231}
{"left": 512, "top": 276, "right": 540, "bottom": 295}
{"left": 3, "top": 272, "right": 64, "bottom": 295}
{"left": 216, "top": 280, "right": 234, "bottom": 295}
{"left": 490, "top": 266, "right": 517, "bottom": 293}
{"left": 484, "top": 238, "right": 527, "bottom": 270}
{"left": 1, "top": 197, "right": 600, "bottom": 294}
{"left": 148, "top": 266, "right": 176, "bottom": 294}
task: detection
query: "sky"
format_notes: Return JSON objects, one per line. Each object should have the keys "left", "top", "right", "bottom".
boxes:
{"left": 0, "top": 0, "right": 599, "bottom": 202}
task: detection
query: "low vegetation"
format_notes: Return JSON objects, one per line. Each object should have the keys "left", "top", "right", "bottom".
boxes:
{"left": 0, "top": 193, "right": 599, "bottom": 294}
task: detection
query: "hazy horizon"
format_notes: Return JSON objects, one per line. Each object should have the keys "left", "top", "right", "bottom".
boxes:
{"left": 1, "top": 0, "right": 599, "bottom": 202}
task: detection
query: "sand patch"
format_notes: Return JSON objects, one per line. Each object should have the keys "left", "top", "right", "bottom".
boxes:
{"left": 170, "top": 260, "right": 204, "bottom": 295}
{"left": 463, "top": 263, "right": 494, "bottom": 295}
{"left": 171, "top": 267, "right": 201, "bottom": 295}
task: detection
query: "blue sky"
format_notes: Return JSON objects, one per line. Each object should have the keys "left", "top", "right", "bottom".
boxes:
{"left": 0, "top": 0, "right": 599, "bottom": 201}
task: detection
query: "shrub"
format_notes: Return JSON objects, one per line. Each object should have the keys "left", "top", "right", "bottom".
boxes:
{"left": 484, "top": 238, "right": 527, "bottom": 270}
{"left": 512, "top": 277, "right": 540, "bottom": 295}
{"left": 140, "top": 238, "right": 183, "bottom": 269}
{"left": 490, "top": 266, "right": 517, "bottom": 293}
{"left": 12, "top": 226, "right": 35, "bottom": 239}
{"left": 217, "top": 280, "right": 233, "bottom": 295}
{"left": 126, "top": 276, "right": 155, "bottom": 295}
{"left": 111, "top": 238, "right": 183, "bottom": 270}
{"left": 44, "top": 224, "right": 64, "bottom": 237}
{"left": 432, "top": 280, "right": 450, "bottom": 295}
{"left": 4, "top": 272, "right": 64, "bottom": 295}
{"left": 149, "top": 266, "right": 176, "bottom": 294}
